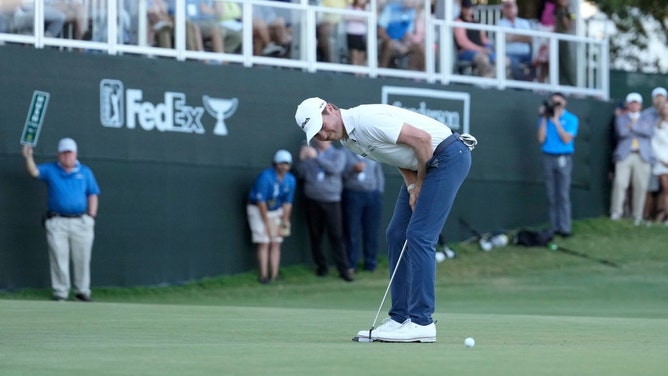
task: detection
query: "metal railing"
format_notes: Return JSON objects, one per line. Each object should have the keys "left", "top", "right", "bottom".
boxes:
{"left": 0, "top": 0, "right": 609, "bottom": 99}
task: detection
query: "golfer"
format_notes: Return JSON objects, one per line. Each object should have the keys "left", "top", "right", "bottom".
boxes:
{"left": 295, "top": 98, "right": 475, "bottom": 342}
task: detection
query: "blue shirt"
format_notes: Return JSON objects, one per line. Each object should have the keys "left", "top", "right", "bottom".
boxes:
{"left": 378, "top": 3, "right": 416, "bottom": 41}
{"left": 248, "top": 167, "right": 296, "bottom": 211}
{"left": 38, "top": 161, "right": 101, "bottom": 215}
{"left": 538, "top": 109, "right": 579, "bottom": 155}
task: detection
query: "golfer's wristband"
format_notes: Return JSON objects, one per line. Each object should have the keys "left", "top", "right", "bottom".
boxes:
{"left": 407, "top": 183, "right": 416, "bottom": 193}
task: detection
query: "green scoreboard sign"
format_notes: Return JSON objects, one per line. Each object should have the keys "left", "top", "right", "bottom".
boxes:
{"left": 20, "top": 90, "right": 50, "bottom": 146}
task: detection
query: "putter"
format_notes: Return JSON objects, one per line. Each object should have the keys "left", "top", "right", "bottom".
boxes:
{"left": 352, "top": 239, "right": 409, "bottom": 343}
{"left": 549, "top": 243, "right": 620, "bottom": 268}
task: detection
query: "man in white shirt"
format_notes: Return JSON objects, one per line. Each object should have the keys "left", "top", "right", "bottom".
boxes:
{"left": 295, "top": 97, "right": 475, "bottom": 343}
{"left": 497, "top": 0, "right": 533, "bottom": 80}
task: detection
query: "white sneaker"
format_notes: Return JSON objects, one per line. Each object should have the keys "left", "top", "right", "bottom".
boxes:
{"left": 374, "top": 319, "right": 437, "bottom": 343}
{"left": 355, "top": 318, "right": 403, "bottom": 340}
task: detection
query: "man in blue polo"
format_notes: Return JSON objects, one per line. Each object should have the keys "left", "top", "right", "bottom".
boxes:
{"left": 22, "top": 138, "right": 100, "bottom": 302}
{"left": 537, "top": 93, "right": 579, "bottom": 237}
{"left": 246, "top": 150, "right": 297, "bottom": 284}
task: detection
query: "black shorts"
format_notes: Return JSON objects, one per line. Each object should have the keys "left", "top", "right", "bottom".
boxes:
{"left": 346, "top": 34, "right": 366, "bottom": 52}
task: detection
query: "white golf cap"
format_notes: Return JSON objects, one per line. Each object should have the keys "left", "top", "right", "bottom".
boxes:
{"left": 295, "top": 97, "right": 326, "bottom": 143}
{"left": 57, "top": 138, "right": 77, "bottom": 153}
{"left": 625, "top": 92, "right": 642, "bottom": 104}
{"left": 651, "top": 87, "right": 667, "bottom": 98}
{"left": 273, "top": 149, "right": 293, "bottom": 164}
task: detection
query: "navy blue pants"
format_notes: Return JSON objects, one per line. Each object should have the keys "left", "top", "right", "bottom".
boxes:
{"left": 386, "top": 136, "right": 471, "bottom": 326}
{"left": 343, "top": 189, "right": 382, "bottom": 272}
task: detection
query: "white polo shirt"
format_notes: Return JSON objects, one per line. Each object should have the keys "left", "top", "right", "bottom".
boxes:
{"left": 340, "top": 104, "right": 452, "bottom": 171}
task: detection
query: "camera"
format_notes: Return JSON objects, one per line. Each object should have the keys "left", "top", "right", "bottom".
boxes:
{"left": 542, "top": 99, "right": 557, "bottom": 117}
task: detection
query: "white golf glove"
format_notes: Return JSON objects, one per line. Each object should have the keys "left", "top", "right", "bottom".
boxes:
{"left": 459, "top": 133, "right": 477, "bottom": 151}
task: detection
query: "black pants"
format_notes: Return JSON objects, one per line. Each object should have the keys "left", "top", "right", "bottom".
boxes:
{"left": 304, "top": 198, "right": 349, "bottom": 275}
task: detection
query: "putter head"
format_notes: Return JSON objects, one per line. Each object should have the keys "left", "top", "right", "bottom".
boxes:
{"left": 352, "top": 335, "right": 373, "bottom": 343}
{"left": 352, "top": 326, "right": 375, "bottom": 342}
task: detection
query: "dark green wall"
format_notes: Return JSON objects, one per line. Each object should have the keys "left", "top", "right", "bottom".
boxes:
{"left": 1, "top": 46, "right": 617, "bottom": 289}
{"left": 609, "top": 70, "right": 668, "bottom": 105}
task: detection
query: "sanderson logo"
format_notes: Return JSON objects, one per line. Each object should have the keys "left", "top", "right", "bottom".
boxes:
{"left": 381, "top": 86, "right": 470, "bottom": 133}
{"left": 99, "top": 79, "right": 238, "bottom": 136}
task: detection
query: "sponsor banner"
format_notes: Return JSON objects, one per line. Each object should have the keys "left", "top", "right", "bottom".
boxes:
{"left": 20, "top": 90, "right": 50, "bottom": 146}
{"left": 381, "top": 86, "right": 470, "bottom": 134}
{"left": 100, "top": 79, "right": 238, "bottom": 136}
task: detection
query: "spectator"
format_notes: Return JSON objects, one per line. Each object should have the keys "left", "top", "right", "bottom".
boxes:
{"left": 554, "top": 0, "right": 575, "bottom": 86}
{"left": 405, "top": 0, "right": 426, "bottom": 71}
{"left": 497, "top": 0, "right": 533, "bottom": 80}
{"left": 89, "top": 0, "right": 131, "bottom": 44}
{"left": 185, "top": 0, "right": 225, "bottom": 54}
{"left": 21, "top": 139, "right": 100, "bottom": 302}
{"left": 294, "top": 139, "right": 353, "bottom": 282}
{"left": 538, "top": 0, "right": 556, "bottom": 28}
{"left": 342, "top": 148, "right": 384, "bottom": 273}
{"left": 534, "top": 0, "right": 555, "bottom": 83}
{"left": 147, "top": 0, "right": 173, "bottom": 47}
{"left": 155, "top": 0, "right": 204, "bottom": 51}
{"left": 651, "top": 102, "right": 668, "bottom": 224}
{"left": 47, "top": 0, "right": 88, "bottom": 40}
{"left": 643, "top": 87, "right": 668, "bottom": 121}
{"left": 537, "top": 93, "right": 579, "bottom": 237}
{"left": 295, "top": 97, "right": 474, "bottom": 343}
{"left": 216, "top": 0, "right": 243, "bottom": 53}
{"left": 246, "top": 150, "right": 297, "bottom": 284}
{"left": 643, "top": 87, "right": 668, "bottom": 220}
{"left": 610, "top": 93, "right": 655, "bottom": 225}
{"left": 377, "top": 0, "right": 425, "bottom": 71}
{"left": 13, "top": 1, "right": 66, "bottom": 38}
{"left": 315, "top": 0, "right": 348, "bottom": 63}
{"left": 344, "top": 0, "right": 369, "bottom": 70}
{"left": 1, "top": 0, "right": 22, "bottom": 33}
{"left": 453, "top": 0, "right": 495, "bottom": 77}
{"left": 252, "top": 0, "right": 292, "bottom": 57}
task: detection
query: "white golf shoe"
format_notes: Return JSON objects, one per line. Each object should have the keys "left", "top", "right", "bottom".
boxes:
{"left": 355, "top": 318, "right": 403, "bottom": 340}
{"left": 374, "top": 319, "right": 436, "bottom": 343}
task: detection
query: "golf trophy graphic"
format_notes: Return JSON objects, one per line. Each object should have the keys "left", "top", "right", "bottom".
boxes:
{"left": 202, "top": 96, "right": 238, "bottom": 135}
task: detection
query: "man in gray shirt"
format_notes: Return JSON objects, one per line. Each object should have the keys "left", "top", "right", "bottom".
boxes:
{"left": 342, "top": 148, "right": 385, "bottom": 273}
{"left": 294, "top": 139, "right": 353, "bottom": 282}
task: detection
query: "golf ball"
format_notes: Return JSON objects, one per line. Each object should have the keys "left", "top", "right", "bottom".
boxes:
{"left": 464, "top": 337, "right": 475, "bottom": 348}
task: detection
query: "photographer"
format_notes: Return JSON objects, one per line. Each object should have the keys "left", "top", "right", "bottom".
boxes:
{"left": 537, "top": 92, "right": 579, "bottom": 237}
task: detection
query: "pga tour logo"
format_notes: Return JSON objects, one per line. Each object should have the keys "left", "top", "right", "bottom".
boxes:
{"left": 100, "top": 79, "right": 237, "bottom": 136}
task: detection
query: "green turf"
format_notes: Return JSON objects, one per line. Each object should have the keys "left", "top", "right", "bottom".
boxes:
{"left": 1, "top": 217, "right": 667, "bottom": 375}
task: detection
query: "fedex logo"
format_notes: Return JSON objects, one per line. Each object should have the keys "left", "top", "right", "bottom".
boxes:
{"left": 125, "top": 90, "right": 205, "bottom": 133}
{"left": 100, "top": 79, "right": 237, "bottom": 136}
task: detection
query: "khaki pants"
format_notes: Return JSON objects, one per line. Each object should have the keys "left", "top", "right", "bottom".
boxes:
{"left": 611, "top": 153, "right": 651, "bottom": 221}
{"left": 246, "top": 205, "right": 284, "bottom": 244}
{"left": 45, "top": 215, "right": 95, "bottom": 299}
